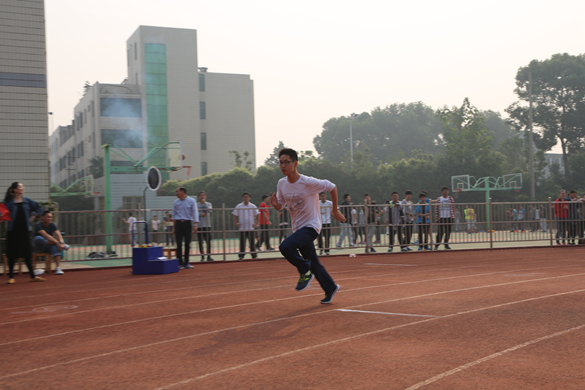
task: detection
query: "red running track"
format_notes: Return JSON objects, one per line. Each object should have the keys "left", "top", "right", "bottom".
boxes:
{"left": 0, "top": 247, "right": 584, "bottom": 389}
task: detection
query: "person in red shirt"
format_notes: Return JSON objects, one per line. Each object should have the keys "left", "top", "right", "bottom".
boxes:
{"left": 256, "top": 195, "right": 274, "bottom": 251}
{"left": 553, "top": 189, "right": 569, "bottom": 245}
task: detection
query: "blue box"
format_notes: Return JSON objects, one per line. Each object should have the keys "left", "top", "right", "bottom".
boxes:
{"left": 132, "top": 246, "right": 179, "bottom": 275}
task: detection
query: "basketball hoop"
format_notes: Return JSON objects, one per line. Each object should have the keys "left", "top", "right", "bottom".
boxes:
{"left": 184, "top": 165, "right": 192, "bottom": 176}
{"left": 514, "top": 188, "right": 521, "bottom": 193}
{"left": 89, "top": 192, "right": 101, "bottom": 198}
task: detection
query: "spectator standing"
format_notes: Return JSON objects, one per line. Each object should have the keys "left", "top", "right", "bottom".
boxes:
{"left": 122, "top": 213, "right": 137, "bottom": 244}
{"left": 401, "top": 191, "right": 415, "bottom": 251}
{"left": 337, "top": 194, "right": 354, "bottom": 248}
{"left": 435, "top": 186, "right": 455, "bottom": 250}
{"left": 539, "top": 204, "right": 548, "bottom": 232}
{"left": 318, "top": 192, "right": 333, "bottom": 255}
{"left": 173, "top": 187, "right": 199, "bottom": 269}
{"left": 567, "top": 190, "right": 579, "bottom": 245}
{"left": 554, "top": 189, "right": 568, "bottom": 245}
{"left": 465, "top": 205, "right": 476, "bottom": 234}
{"left": 363, "top": 194, "right": 378, "bottom": 253}
{"left": 455, "top": 209, "right": 461, "bottom": 232}
{"left": 164, "top": 212, "right": 174, "bottom": 246}
{"left": 233, "top": 192, "right": 259, "bottom": 260}
{"left": 416, "top": 192, "right": 431, "bottom": 250}
{"left": 197, "top": 191, "right": 214, "bottom": 261}
{"left": 278, "top": 206, "right": 290, "bottom": 243}
{"left": 151, "top": 215, "right": 161, "bottom": 245}
{"left": 1, "top": 182, "right": 45, "bottom": 283}
{"left": 357, "top": 206, "right": 366, "bottom": 244}
{"left": 256, "top": 195, "right": 274, "bottom": 251}
{"left": 33, "top": 211, "right": 70, "bottom": 275}
{"left": 387, "top": 192, "right": 404, "bottom": 252}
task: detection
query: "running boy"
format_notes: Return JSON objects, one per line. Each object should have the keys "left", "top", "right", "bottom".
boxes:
{"left": 270, "top": 148, "right": 344, "bottom": 304}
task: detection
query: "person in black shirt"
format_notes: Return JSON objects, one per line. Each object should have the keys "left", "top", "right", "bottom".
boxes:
{"left": 336, "top": 194, "right": 354, "bottom": 247}
{"left": 34, "top": 211, "right": 70, "bottom": 275}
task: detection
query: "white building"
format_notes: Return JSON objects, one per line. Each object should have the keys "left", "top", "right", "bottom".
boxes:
{"left": 50, "top": 25, "right": 255, "bottom": 209}
{"left": 543, "top": 153, "right": 565, "bottom": 179}
{"left": 0, "top": 0, "right": 49, "bottom": 201}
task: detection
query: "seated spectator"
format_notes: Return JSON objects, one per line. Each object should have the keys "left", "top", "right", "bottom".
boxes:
{"left": 33, "top": 211, "right": 70, "bottom": 275}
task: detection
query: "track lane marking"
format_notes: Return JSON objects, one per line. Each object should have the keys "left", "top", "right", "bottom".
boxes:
{"left": 337, "top": 309, "right": 438, "bottom": 317}
{"left": 403, "top": 324, "right": 585, "bottom": 390}
{"left": 151, "top": 288, "right": 585, "bottom": 389}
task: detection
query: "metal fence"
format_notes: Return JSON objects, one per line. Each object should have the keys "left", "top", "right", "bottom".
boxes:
{"left": 1, "top": 199, "right": 582, "bottom": 265}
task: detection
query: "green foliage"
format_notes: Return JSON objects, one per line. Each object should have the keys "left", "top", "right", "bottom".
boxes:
{"left": 313, "top": 103, "right": 443, "bottom": 166}
{"left": 229, "top": 151, "right": 254, "bottom": 171}
{"left": 506, "top": 53, "right": 585, "bottom": 176}
{"left": 89, "top": 156, "right": 104, "bottom": 179}
{"left": 264, "top": 141, "right": 286, "bottom": 167}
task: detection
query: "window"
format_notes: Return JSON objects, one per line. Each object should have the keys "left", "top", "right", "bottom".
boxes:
{"left": 200, "top": 102, "right": 206, "bottom": 120}
{"left": 200, "top": 132, "right": 207, "bottom": 150}
{"left": 101, "top": 129, "right": 143, "bottom": 148}
{"left": 201, "top": 162, "right": 208, "bottom": 176}
{"left": 199, "top": 74, "right": 205, "bottom": 92}
{"left": 134, "top": 42, "right": 137, "bottom": 60}
{"left": 100, "top": 98, "right": 142, "bottom": 117}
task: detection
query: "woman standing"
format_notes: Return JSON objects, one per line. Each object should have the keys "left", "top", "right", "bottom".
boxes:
{"left": 2, "top": 182, "right": 45, "bottom": 283}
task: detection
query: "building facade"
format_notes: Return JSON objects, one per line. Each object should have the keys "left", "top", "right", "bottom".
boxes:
{"left": 50, "top": 26, "right": 255, "bottom": 207}
{"left": 0, "top": 0, "right": 49, "bottom": 201}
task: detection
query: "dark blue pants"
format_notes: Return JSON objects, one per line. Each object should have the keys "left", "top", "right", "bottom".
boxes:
{"left": 279, "top": 227, "right": 337, "bottom": 294}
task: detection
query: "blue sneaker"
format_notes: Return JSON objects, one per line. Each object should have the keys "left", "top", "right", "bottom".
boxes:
{"left": 418, "top": 246, "right": 423, "bottom": 251}
{"left": 320, "top": 284, "right": 340, "bottom": 304}
{"left": 387, "top": 247, "right": 393, "bottom": 252}
{"left": 295, "top": 271, "right": 314, "bottom": 291}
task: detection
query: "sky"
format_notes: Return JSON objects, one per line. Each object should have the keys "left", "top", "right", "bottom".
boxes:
{"left": 45, "top": 0, "right": 585, "bottom": 166}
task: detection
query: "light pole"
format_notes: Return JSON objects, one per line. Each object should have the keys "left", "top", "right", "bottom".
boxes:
{"left": 349, "top": 113, "right": 358, "bottom": 168}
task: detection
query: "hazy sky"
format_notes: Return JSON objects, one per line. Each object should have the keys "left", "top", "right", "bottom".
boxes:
{"left": 46, "top": 0, "right": 585, "bottom": 165}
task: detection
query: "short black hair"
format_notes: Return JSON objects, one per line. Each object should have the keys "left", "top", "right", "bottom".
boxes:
{"left": 319, "top": 192, "right": 325, "bottom": 196}
{"left": 261, "top": 194, "right": 269, "bottom": 200}
{"left": 41, "top": 210, "right": 52, "bottom": 217}
{"left": 405, "top": 190, "right": 412, "bottom": 195}
{"left": 198, "top": 191, "right": 206, "bottom": 195}
{"left": 419, "top": 192, "right": 427, "bottom": 198}
{"left": 178, "top": 187, "right": 187, "bottom": 194}
{"left": 242, "top": 192, "right": 250, "bottom": 197}
{"left": 391, "top": 191, "right": 398, "bottom": 196}
{"left": 441, "top": 186, "right": 449, "bottom": 191}
{"left": 570, "top": 189, "right": 577, "bottom": 194}
{"left": 364, "top": 193, "right": 370, "bottom": 197}
{"left": 278, "top": 148, "right": 298, "bottom": 162}
{"left": 343, "top": 194, "right": 350, "bottom": 200}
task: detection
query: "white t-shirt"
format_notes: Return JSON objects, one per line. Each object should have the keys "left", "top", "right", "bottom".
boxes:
{"left": 437, "top": 196, "right": 453, "bottom": 218}
{"left": 320, "top": 200, "right": 333, "bottom": 224}
{"left": 127, "top": 216, "right": 137, "bottom": 231}
{"left": 232, "top": 202, "right": 259, "bottom": 231}
{"left": 151, "top": 219, "right": 161, "bottom": 231}
{"left": 401, "top": 199, "right": 414, "bottom": 222}
{"left": 276, "top": 174, "right": 335, "bottom": 233}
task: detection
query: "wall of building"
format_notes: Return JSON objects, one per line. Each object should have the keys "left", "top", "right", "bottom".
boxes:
{"left": 0, "top": 0, "right": 49, "bottom": 201}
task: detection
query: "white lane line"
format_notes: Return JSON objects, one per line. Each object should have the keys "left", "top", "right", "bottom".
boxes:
{"left": 151, "top": 288, "right": 585, "bottom": 390}
{"left": 1, "top": 279, "right": 584, "bottom": 384}
{"left": 337, "top": 309, "right": 438, "bottom": 317}
{"left": 364, "top": 263, "right": 418, "bottom": 266}
{"left": 4, "top": 268, "right": 575, "bottom": 346}
{"left": 403, "top": 323, "right": 585, "bottom": 390}
{"left": 1, "top": 265, "right": 583, "bottom": 327}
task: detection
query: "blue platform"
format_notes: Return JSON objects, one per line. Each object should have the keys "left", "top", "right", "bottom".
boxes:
{"left": 132, "top": 246, "right": 179, "bottom": 275}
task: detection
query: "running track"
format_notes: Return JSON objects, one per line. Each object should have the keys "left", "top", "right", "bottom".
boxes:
{"left": 1, "top": 247, "right": 584, "bottom": 389}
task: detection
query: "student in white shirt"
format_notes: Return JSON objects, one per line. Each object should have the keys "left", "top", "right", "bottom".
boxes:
{"left": 270, "top": 148, "right": 344, "bottom": 304}
{"left": 122, "top": 213, "right": 137, "bottom": 244}
{"left": 317, "top": 192, "right": 333, "bottom": 255}
{"left": 151, "top": 215, "right": 161, "bottom": 245}
{"left": 232, "top": 192, "right": 259, "bottom": 260}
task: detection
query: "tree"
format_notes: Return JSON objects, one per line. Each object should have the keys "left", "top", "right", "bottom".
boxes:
{"left": 264, "top": 141, "right": 286, "bottom": 167}
{"left": 438, "top": 98, "right": 493, "bottom": 166}
{"left": 313, "top": 102, "right": 443, "bottom": 166}
{"left": 83, "top": 81, "right": 91, "bottom": 95}
{"left": 506, "top": 53, "right": 585, "bottom": 177}
{"left": 229, "top": 151, "right": 254, "bottom": 172}
{"left": 88, "top": 156, "right": 103, "bottom": 179}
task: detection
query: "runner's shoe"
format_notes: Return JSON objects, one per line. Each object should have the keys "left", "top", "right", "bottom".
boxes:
{"left": 295, "top": 270, "right": 314, "bottom": 291}
{"left": 185, "top": 263, "right": 194, "bottom": 269}
{"left": 30, "top": 277, "right": 45, "bottom": 282}
{"left": 55, "top": 267, "right": 64, "bottom": 275}
{"left": 444, "top": 244, "right": 452, "bottom": 250}
{"left": 320, "top": 284, "right": 340, "bottom": 304}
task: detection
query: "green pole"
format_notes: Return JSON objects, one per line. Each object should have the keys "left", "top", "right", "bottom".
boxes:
{"left": 103, "top": 144, "right": 113, "bottom": 254}
{"left": 485, "top": 180, "right": 491, "bottom": 231}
